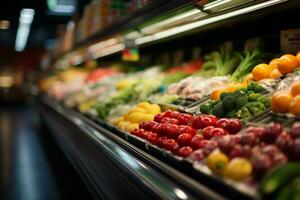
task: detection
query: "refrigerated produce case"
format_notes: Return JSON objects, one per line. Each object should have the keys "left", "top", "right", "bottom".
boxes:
{"left": 31, "top": 0, "right": 300, "bottom": 200}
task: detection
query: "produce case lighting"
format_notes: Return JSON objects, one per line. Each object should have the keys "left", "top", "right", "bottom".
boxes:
{"left": 135, "top": 0, "right": 287, "bottom": 45}
{"left": 91, "top": 43, "right": 125, "bottom": 59}
{"left": 203, "top": 0, "right": 232, "bottom": 11}
{"left": 15, "top": 9, "right": 35, "bottom": 52}
{"left": 88, "top": 38, "right": 119, "bottom": 54}
{"left": 0, "top": 20, "right": 10, "bottom": 29}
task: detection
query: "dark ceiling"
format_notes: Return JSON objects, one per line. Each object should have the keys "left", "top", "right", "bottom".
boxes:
{"left": 0, "top": 0, "right": 89, "bottom": 49}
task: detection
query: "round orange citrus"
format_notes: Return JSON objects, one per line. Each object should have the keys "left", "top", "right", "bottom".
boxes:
{"left": 290, "top": 82, "right": 300, "bottom": 97}
{"left": 271, "top": 91, "right": 292, "bottom": 113}
{"left": 296, "top": 52, "right": 300, "bottom": 65}
{"left": 290, "top": 95, "right": 300, "bottom": 116}
{"left": 269, "top": 58, "right": 279, "bottom": 69}
{"left": 269, "top": 68, "right": 282, "bottom": 79}
{"left": 252, "top": 64, "right": 273, "bottom": 81}
{"left": 277, "top": 54, "right": 299, "bottom": 74}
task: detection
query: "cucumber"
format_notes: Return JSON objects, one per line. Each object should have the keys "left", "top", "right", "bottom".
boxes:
{"left": 260, "top": 163, "right": 300, "bottom": 195}
{"left": 291, "top": 178, "right": 300, "bottom": 200}
{"left": 276, "top": 182, "right": 293, "bottom": 200}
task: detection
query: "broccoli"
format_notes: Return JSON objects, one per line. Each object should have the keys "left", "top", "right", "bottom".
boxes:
{"left": 247, "top": 81, "right": 258, "bottom": 91}
{"left": 207, "top": 100, "right": 218, "bottom": 107}
{"left": 223, "top": 95, "right": 236, "bottom": 111}
{"left": 236, "top": 107, "right": 252, "bottom": 119}
{"left": 247, "top": 91, "right": 255, "bottom": 96}
{"left": 254, "top": 84, "right": 265, "bottom": 93}
{"left": 212, "top": 102, "right": 225, "bottom": 117}
{"left": 257, "top": 96, "right": 270, "bottom": 107}
{"left": 226, "top": 109, "right": 237, "bottom": 118}
{"left": 220, "top": 92, "right": 230, "bottom": 100}
{"left": 200, "top": 103, "right": 212, "bottom": 114}
{"left": 236, "top": 96, "right": 248, "bottom": 109}
{"left": 248, "top": 93, "right": 261, "bottom": 101}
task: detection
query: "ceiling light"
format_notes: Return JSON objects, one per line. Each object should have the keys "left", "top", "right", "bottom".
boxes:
{"left": 136, "top": 0, "right": 287, "bottom": 45}
{"left": 91, "top": 43, "right": 125, "bottom": 59}
{"left": 15, "top": 9, "right": 35, "bottom": 52}
{"left": 0, "top": 20, "right": 10, "bottom": 30}
{"left": 0, "top": 76, "right": 14, "bottom": 87}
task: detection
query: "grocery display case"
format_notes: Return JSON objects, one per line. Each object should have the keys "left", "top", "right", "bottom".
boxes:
{"left": 32, "top": 0, "right": 300, "bottom": 200}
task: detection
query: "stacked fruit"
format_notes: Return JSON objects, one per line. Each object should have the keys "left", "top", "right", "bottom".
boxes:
{"left": 271, "top": 82, "right": 300, "bottom": 116}
{"left": 131, "top": 110, "right": 242, "bottom": 158}
{"left": 113, "top": 102, "right": 161, "bottom": 132}
{"left": 252, "top": 53, "right": 300, "bottom": 81}
{"left": 193, "top": 122, "right": 300, "bottom": 182}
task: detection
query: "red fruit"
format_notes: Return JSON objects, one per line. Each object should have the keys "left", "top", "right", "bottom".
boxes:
{"left": 147, "top": 132, "right": 159, "bottom": 144}
{"left": 178, "top": 146, "right": 193, "bottom": 157}
{"left": 191, "top": 116, "right": 204, "bottom": 129}
{"left": 227, "top": 119, "right": 242, "bottom": 134}
{"left": 276, "top": 132, "right": 293, "bottom": 152}
{"left": 154, "top": 113, "right": 164, "bottom": 123}
{"left": 171, "top": 142, "right": 180, "bottom": 154}
{"left": 216, "top": 118, "right": 230, "bottom": 130}
{"left": 201, "top": 116, "right": 217, "bottom": 128}
{"left": 162, "top": 110, "right": 173, "bottom": 118}
{"left": 139, "top": 121, "right": 158, "bottom": 131}
{"left": 177, "top": 133, "right": 193, "bottom": 146}
{"left": 170, "top": 111, "right": 181, "bottom": 119}
{"left": 209, "top": 128, "right": 228, "bottom": 139}
{"left": 162, "top": 139, "right": 178, "bottom": 151}
{"left": 290, "top": 122, "right": 300, "bottom": 138}
{"left": 139, "top": 122, "right": 147, "bottom": 130}
{"left": 261, "top": 123, "right": 283, "bottom": 144}
{"left": 157, "top": 137, "right": 168, "bottom": 147}
{"left": 141, "top": 131, "right": 152, "bottom": 139}
{"left": 161, "top": 117, "right": 179, "bottom": 124}
{"left": 238, "top": 132, "right": 257, "bottom": 146}
{"left": 165, "top": 124, "right": 179, "bottom": 138}
{"left": 190, "top": 135, "right": 204, "bottom": 149}
{"left": 201, "top": 141, "right": 218, "bottom": 156}
{"left": 229, "top": 145, "right": 252, "bottom": 159}
{"left": 213, "top": 135, "right": 235, "bottom": 154}
{"left": 247, "top": 127, "right": 266, "bottom": 138}
{"left": 176, "top": 125, "right": 196, "bottom": 136}
{"left": 190, "top": 149, "right": 205, "bottom": 161}
{"left": 131, "top": 128, "right": 145, "bottom": 137}
{"left": 261, "top": 145, "right": 281, "bottom": 158}
{"left": 202, "top": 126, "right": 215, "bottom": 139}
{"left": 177, "top": 114, "right": 193, "bottom": 125}
{"left": 290, "top": 138, "right": 300, "bottom": 161}
{"left": 251, "top": 154, "right": 273, "bottom": 178}
{"left": 159, "top": 124, "right": 169, "bottom": 135}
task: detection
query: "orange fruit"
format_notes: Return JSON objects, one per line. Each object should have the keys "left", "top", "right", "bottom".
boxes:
{"left": 290, "top": 95, "right": 300, "bottom": 116}
{"left": 252, "top": 64, "right": 273, "bottom": 81}
{"left": 269, "top": 58, "right": 279, "bottom": 69}
{"left": 269, "top": 69, "right": 282, "bottom": 79}
{"left": 271, "top": 91, "right": 292, "bottom": 113}
{"left": 290, "top": 82, "right": 300, "bottom": 97}
{"left": 211, "top": 89, "right": 226, "bottom": 101}
{"left": 277, "top": 54, "right": 299, "bottom": 74}
{"left": 296, "top": 52, "right": 300, "bottom": 65}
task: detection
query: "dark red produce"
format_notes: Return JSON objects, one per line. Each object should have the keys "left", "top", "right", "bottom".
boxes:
{"left": 247, "top": 127, "right": 266, "bottom": 138}
{"left": 272, "top": 153, "right": 288, "bottom": 165}
{"left": 161, "top": 117, "right": 179, "bottom": 124}
{"left": 216, "top": 118, "right": 230, "bottom": 130}
{"left": 213, "top": 135, "right": 236, "bottom": 154}
{"left": 162, "top": 110, "right": 173, "bottom": 118}
{"left": 190, "top": 134, "right": 204, "bottom": 149}
{"left": 176, "top": 125, "right": 196, "bottom": 136}
{"left": 147, "top": 132, "right": 159, "bottom": 144}
{"left": 261, "top": 145, "right": 281, "bottom": 158}
{"left": 227, "top": 119, "right": 242, "bottom": 134}
{"left": 276, "top": 132, "right": 293, "bottom": 153}
{"left": 171, "top": 142, "right": 180, "bottom": 154}
{"left": 191, "top": 115, "right": 204, "bottom": 129}
{"left": 178, "top": 146, "right": 193, "bottom": 157}
{"left": 170, "top": 111, "right": 181, "bottom": 119}
{"left": 157, "top": 137, "right": 168, "bottom": 147}
{"left": 208, "top": 128, "right": 228, "bottom": 139}
{"left": 154, "top": 113, "right": 164, "bottom": 123}
{"left": 177, "top": 133, "right": 193, "bottom": 146}
{"left": 290, "top": 122, "right": 300, "bottom": 138}
{"left": 165, "top": 124, "right": 180, "bottom": 138}
{"left": 162, "top": 139, "right": 178, "bottom": 151}
{"left": 190, "top": 149, "right": 205, "bottom": 161}
{"left": 178, "top": 114, "right": 193, "bottom": 125}
{"left": 202, "top": 141, "right": 218, "bottom": 156}
{"left": 202, "top": 126, "right": 215, "bottom": 139}
{"left": 229, "top": 145, "right": 252, "bottom": 159}
{"left": 238, "top": 132, "right": 257, "bottom": 146}
{"left": 251, "top": 154, "right": 273, "bottom": 178}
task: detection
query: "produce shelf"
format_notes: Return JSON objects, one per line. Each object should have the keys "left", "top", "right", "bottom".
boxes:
{"left": 36, "top": 94, "right": 258, "bottom": 200}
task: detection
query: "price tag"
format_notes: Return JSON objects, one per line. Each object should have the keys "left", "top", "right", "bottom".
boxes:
{"left": 122, "top": 39, "right": 139, "bottom": 62}
{"left": 281, "top": 28, "right": 300, "bottom": 53}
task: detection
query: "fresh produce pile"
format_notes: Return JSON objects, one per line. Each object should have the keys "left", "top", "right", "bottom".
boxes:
{"left": 200, "top": 82, "right": 269, "bottom": 120}
{"left": 252, "top": 52, "right": 300, "bottom": 81}
{"left": 131, "top": 110, "right": 242, "bottom": 157}
{"left": 112, "top": 102, "right": 161, "bottom": 132}
{"left": 271, "top": 81, "right": 300, "bottom": 117}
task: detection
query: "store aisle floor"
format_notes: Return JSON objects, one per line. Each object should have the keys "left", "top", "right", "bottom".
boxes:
{"left": 0, "top": 103, "right": 93, "bottom": 200}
